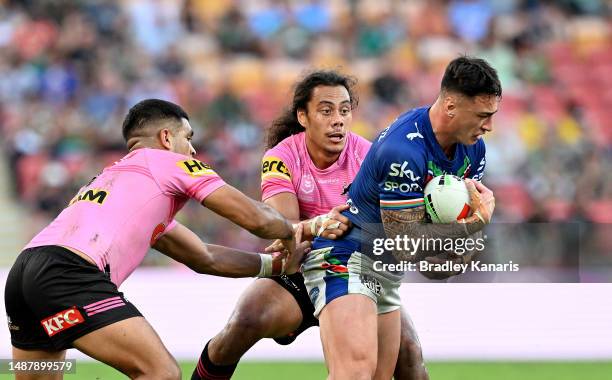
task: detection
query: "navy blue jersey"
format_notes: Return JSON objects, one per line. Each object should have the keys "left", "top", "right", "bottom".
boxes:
{"left": 314, "top": 106, "right": 486, "bottom": 253}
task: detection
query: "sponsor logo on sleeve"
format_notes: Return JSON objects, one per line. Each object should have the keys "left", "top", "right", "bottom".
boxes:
{"left": 261, "top": 156, "right": 291, "bottom": 182}
{"left": 178, "top": 159, "right": 217, "bottom": 177}
{"left": 386, "top": 161, "right": 423, "bottom": 193}
{"left": 69, "top": 189, "right": 109, "bottom": 206}
{"left": 389, "top": 162, "right": 420, "bottom": 181}
{"left": 383, "top": 181, "right": 422, "bottom": 193}
{"left": 41, "top": 307, "right": 85, "bottom": 337}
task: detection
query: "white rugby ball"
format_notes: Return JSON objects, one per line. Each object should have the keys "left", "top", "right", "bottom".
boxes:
{"left": 424, "top": 174, "right": 472, "bottom": 223}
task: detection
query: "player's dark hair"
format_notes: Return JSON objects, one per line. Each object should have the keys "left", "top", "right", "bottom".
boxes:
{"left": 441, "top": 56, "right": 502, "bottom": 98}
{"left": 266, "top": 70, "right": 358, "bottom": 149}
{"left": 122, "top": 99, "right": 189, "bottom": 141}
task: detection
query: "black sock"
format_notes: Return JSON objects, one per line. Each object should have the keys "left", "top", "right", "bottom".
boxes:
{"left": 191, "top": 341, "right": 238, "bottom": 380}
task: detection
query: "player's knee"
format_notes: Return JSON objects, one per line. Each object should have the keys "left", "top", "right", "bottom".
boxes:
{"left": 226, "top": 308, "right": 271, "bottom": 339}
{"left": 153, "top": 363, "right": 181, "bottom": 380}
{"left": 336, "top": 358, "right": 376, "bottom": 380}
{"left": 128, "top": 356, "right": 181, "bottom": 380}
{"left": 331, "top": 348, "right": 376, "bottom": 379}
{"left": 398, "top": 334, "right": 424, "bottom": 366}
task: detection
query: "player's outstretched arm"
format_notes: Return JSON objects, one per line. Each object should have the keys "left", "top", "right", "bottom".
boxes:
{"left": 153, "top": 222, "right": 308, "bottom": 277}
{"left": 264, "top": 192, "right": 301, "bottom": 222}
{"left": 203, "top": 184, "right": 294, "bottom": 240}
{"left": 380, "top": 180, "right": 495, "bottom": 264}
{"left": 264, "top": 192, "right": 351, "bottom": 241}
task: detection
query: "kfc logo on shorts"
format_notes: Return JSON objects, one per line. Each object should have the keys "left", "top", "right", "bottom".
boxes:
{"left": 41, "top": 307, "right": 84, "bottom": 337}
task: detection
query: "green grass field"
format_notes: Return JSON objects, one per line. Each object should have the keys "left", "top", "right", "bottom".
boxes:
{"left": 50, "top": 361, "right": 612, "bottom": 379}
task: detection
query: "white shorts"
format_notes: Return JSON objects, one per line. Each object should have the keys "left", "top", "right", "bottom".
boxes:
{"left": 302, "top": 245, "right": 402, "bottom": 318}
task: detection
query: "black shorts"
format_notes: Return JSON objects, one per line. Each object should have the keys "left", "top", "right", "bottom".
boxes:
{"left": 270, "top": 272, "right": 319, "bottom": 345}
{"left": 4, "top": 245, "right": 142, "bottom": 351}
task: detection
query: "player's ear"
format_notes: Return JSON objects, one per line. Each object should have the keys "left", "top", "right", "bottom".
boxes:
{"left": 297, "top": 108, "right": 308, "bottom": 128}
{"left": 158, "top": 128, "right": 173, "bottom": 150}
{"left": 444, "top": 94, "right": 458, "bottom": 117}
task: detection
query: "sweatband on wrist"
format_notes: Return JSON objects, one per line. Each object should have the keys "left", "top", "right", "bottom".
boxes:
{"left": 256, "top": 253, "right": 286, "bottom": 277}
{"left": 257, "top": 253, "right": 273, "bottom": 277}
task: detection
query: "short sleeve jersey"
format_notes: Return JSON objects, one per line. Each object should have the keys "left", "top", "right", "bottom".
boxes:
{"left": 341, "top": 106, "right": 486, "bottom": 241}
{"left": 261, "top": 132, "right": 371, "bottom": 219}
{"left": 25, "top": 148, "right": 226, "bottom": 286}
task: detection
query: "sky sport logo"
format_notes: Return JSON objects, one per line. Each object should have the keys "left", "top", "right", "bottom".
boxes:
{"left": 40, "top": 307, "right": 85, "bottom": 337}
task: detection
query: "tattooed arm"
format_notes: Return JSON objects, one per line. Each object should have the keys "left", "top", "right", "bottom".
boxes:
{"left": 380, "top": 179, "right": 495, "bottom": 267}
{"left": 381, "top": 205, "right": 483, "bottom": 262}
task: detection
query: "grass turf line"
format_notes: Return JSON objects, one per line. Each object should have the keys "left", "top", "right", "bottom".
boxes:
{"left": 52, "top": 361, "right": 612, "bottom": 379}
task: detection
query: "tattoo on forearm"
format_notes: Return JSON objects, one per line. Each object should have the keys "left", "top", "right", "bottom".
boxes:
{"left": 381, "top": 206, "right": 485, "bottom": 262}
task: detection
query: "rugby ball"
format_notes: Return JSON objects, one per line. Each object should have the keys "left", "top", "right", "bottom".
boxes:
{"left": 424, "top": 174, "right": 471, "bottom": 223}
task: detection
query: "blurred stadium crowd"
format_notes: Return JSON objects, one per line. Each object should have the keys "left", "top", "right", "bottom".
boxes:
{"left": 0, "top": 0, "right": 610, "bottom": 264}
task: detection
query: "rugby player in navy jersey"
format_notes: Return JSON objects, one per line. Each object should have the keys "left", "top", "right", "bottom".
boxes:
{"left": 303, "top": 56, "right": 500, "bottom": 379}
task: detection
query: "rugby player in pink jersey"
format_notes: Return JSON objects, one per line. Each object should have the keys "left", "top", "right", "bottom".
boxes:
{"left": 4, "top": 99, "right": 310, "bottom": 380}
{"left": 192, "top": 71, "right": 429, "bottom": 380}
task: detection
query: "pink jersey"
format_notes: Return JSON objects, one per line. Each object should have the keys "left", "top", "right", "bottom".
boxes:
{"left": 26, "top": 148, "right": 226, "bottom": 286}
{"left": 261, "top": 132, "right": 371, "bottom": 219}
